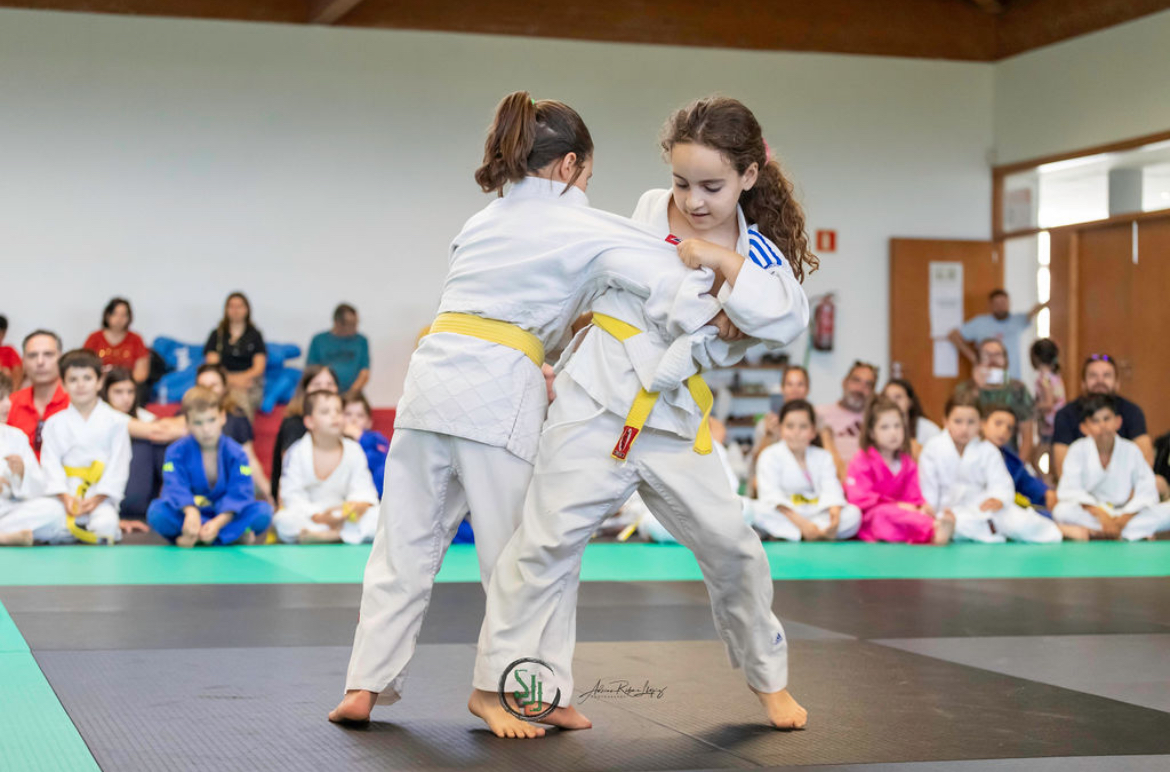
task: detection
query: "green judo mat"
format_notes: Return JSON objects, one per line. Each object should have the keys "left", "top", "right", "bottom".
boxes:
{"left": 0, "top": 601, "right": 100, "bottom": 771}
{"left": 0, "top": 542, "right": 1168, "bottom": 587}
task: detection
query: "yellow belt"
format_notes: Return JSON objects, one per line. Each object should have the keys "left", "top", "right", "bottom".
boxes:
{"left": 792, "top": 493, "right": 819, "bottom": 506}
{"left": 591, "top": 313, "right": 712, "bottom": 461}
{"left": 63, "top": 461, "right": 115, "bottom": 545}
{"left": 428, "top": 313, "right": 544, "bottom": 367}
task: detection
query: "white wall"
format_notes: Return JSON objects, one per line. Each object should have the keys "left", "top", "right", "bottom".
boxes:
{"left": 0, "top": 8, "right": 994, "bottom": 406}
{"left": 994, "top": 9, "right": 1170, "bottom": 165}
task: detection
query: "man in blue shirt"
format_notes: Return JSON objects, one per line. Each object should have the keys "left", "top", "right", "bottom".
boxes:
{"left": 307, "top": 304, "right": 370, "bottom": 397}
{"left": 948, "top": 289, "right": 1046, "bottom": 382}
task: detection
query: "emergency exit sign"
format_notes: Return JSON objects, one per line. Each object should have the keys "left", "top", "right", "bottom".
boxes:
{"left": 816, "top": 230, "right": 837, "bottom": 252}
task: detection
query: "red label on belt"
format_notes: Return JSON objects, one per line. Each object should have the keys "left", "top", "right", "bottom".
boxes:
{"left": 612, "top": 426, "right": 640, "bottom": 460}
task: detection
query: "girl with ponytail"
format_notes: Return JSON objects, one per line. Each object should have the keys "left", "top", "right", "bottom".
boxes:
{"left": 468, "top": 97, "right": 811, "bottom": 739}
{"left": 333, "top": 92, "right": 724, "bottom": 737}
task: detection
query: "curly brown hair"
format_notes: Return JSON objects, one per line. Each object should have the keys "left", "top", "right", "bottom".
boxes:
{"left": 660, "top": 96, "right": 818, "bottom": 282}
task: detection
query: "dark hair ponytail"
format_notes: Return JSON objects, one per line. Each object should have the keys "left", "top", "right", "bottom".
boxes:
{"left": 661, "top": 96, "right": 818, "bottom": 282}
{"left": 474, "top": 91, "right": 593, "bottom": 196}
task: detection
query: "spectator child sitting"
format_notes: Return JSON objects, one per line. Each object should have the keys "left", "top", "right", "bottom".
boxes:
{"left": 272, "top": 391, "right": 378, "bottom": 544}
{"left": 918, "top": 393, "right": 1061, "bottom": 544}
{"left": 29, "top": 350, "right": 130, "bottom": 544}
{"left": 194, "top": 364, "right": 272, "bottom": 503}
{"left": 753, "top": 400, "right": 860, "bottom": 541}
{"left": 342, "top": 393, "right": 389, "bottom": 499}
{"left": 147, "top": 387, "right": 274, "bottom": 547}
{"left": 1053, "top": 394, "right": 1170, "bottom": 541}
{"left": 979, "top": 405, "right": 1090, "bottom": 540}
{"left": 844, "top": 395, "right": 953, "bottom": 545}
{"left": 0, "top": 373, "right": 48, "bottom": 546}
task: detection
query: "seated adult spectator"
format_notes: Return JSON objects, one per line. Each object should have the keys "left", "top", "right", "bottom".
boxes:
{"left": 204, "top": 292, "right": 266, "bottom": 418}
{"left": 6, "top": 330, "right": 69, "bottom": 459}
{"left": 1052, "top": 354, "right": 1152, "bottom": 478}
{"left": 101, "top": 367, "right": 183, "bottom": 527}
{"left": 270, "top": 365, "right": 340, "bottom": 502}
{"left": 753, "top": 365, "right": 812, "bottom": 456}
{"left": 817, "top": 361, "right": 878, "bottom": 479}
{"left": 194, "top": 363, "right": 272, "bottom": 503}
{"left": 881, "top": 378, "right": 940, "bottom": 457}
{"left": 953, "top": 338, "right": 1034, "bottom": 459}
{"left": 0, "top": 315, "right": 23, "bottom": 388}
{"left": 948, "top": 288, "right": 1045, "bottom": 381}
{"left": 307, "top": 304, "right": 371, "bottom": 398}
{"left": 83, "top": 298, "right": 150, "bottom": 385}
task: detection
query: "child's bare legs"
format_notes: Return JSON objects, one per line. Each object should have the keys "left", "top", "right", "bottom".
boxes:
{"left": 177, "top": 509, "right": 202, "bottom": 548}
{"left": 750, "top": 686, "right": 808, "bottom": 730}
{"left": 329, "top": 689, "right": 378, "bottom": 726}
{"left": 1057, "top": 523, "right": 1091, "bottom": 541}
{"left": 932, "top": 511, "right": 956, "bottom": 545}
{"left": 0, "top": 530, "right": 34, "bottom": 546}
{"left": 299, "top": 528, "right": 342, "bottom": 544}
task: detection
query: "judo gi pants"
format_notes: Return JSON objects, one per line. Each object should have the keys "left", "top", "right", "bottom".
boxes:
{"left": 344, "top": 428, "right": 534, "bottom": 705}
{"left": 950, "top": 503, "right": 1063, "bottom": 543}
{"left": 12, "top": 497, "right": 120, "bottom": 543}
{"left": 273, "top": 503, "right": 376, "bottom": 545}
{"left": 1052, "top": 500, "right": 1170, "bottom": 541}
{"left": 472, "top": 377, "right": 789, "bottom": 706}
{"left": 147, "top": 500, "right": 273, "bottom": 545}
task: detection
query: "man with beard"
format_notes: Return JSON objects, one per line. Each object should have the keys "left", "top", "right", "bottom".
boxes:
{"left": 818, "top": 361, "right": 877, "bottom": 479}
{"left": 949, "top": 289, "right": 1045, "bottom": 382}
{"left": 1052, "top": 354, "right": 1152, "bottom": 479}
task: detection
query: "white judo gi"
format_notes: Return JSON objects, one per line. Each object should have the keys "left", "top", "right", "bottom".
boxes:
{"left": 273, "top": 436, "right": 380, "bottom": 544}
{"left": 21, "top": 401, "right": 131, "bottom": 544}
{"left": 752, "top": 442, "right": 861, "bottom": 541}
{"left": 918, "top": 433, "right": 1061, "bottom": 543}
{"left": 0, "top": 424, "right": 57, "bottom": 540}
{"left": 1053, "top": 436, "right": 1170, "bottom": 541}
{"left": 472, "top": 188, "right": 810, "bottom": 705}
{"left": 345, "top": 177, "right": 722, "bottom": 705}
{"left": 631, "top": 440, "right": 754, "bottom": 542}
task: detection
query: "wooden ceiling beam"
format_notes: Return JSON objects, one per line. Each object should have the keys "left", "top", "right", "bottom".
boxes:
{"left": 308, "top": 0, "right": 367, "bottom": 25}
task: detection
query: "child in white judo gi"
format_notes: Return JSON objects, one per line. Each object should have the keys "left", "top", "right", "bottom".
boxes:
{"left": 332, "top": 92, "right": 723, "bottom": 732}
{"left": 273, "top": 390, "right": 379, "bottom": 544}
{"left": 19, "top": 350, "right": 131, "bottom": 544}
{"left": 0, "top": 373, "right": 50, "bottom": 546}
{"left": 753, "top": 400, "right": 861, "bottom": 541}
{"left": 470, "top": 96, "right": 813, "bottom": 736}
{"left": 918, "top": 392, "right": 1063, "bottom": 544}
{"left": 1053, "top": 394, "right": 1170, "bottom": 541}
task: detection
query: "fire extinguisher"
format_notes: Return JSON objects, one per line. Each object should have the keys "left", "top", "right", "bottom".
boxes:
{"left": 812, "top": 294, "right": 835, "bottom": 351}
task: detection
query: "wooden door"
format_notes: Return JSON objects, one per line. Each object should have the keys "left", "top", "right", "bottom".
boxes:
{"left": 890, "top": 238, "right": 1002, "bottom": 422}
{"left": 1132, "top": 219, "right": 1170, "bottom": 435}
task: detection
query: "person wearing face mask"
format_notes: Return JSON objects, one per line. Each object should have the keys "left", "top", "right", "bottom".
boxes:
{"left": 1051, "top": 354, "right": 1152, "bottom": 479}
{"left": 948, "top": 289, "right": 1046, "bottom": 382}
{"left": 954, "top": 339, "right": 1034, "bottom": 459}
{"left": 817, "top": 361, "right": 878, "bottom": 479}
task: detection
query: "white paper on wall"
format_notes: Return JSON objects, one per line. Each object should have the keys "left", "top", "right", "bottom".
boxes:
{"left": 929, "top": 261, "right": 964, "bottom": 378}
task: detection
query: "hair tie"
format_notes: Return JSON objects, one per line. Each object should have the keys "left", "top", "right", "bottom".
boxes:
{"left": 763, "top": 139, "right": 774, "bottom": 163}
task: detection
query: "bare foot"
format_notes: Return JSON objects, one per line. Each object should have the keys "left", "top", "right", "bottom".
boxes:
{"left": 299, "top": 529, "right": 342, "bottom": 544}
{"left": 751, "top": 686, "right": 808, "bottom": 730}
{"left": 0, "top": 530, "right": 34, "bottom": 546}
{"left": 236, "top": 531, "right": 257, "bottom": 546}
{"left": 198, "top": 515, "right": 229, "bottom": 545}
{"left": 328, "top": 689, "right": 377, "bottom": 726}
{"left": 1057, "top": 523, "right": 1091, "bottom": 542}
{"left": 468, "top": 689, "right": 546, "bottom": 739}
{"left": 932, "top": 511, "right": 956, "bottom": 545}
{"left": 535, "top": 704, "right": 592, "bottom": 730}
{"left": 177, "top": 511, "right": 202, "bottom": 548}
